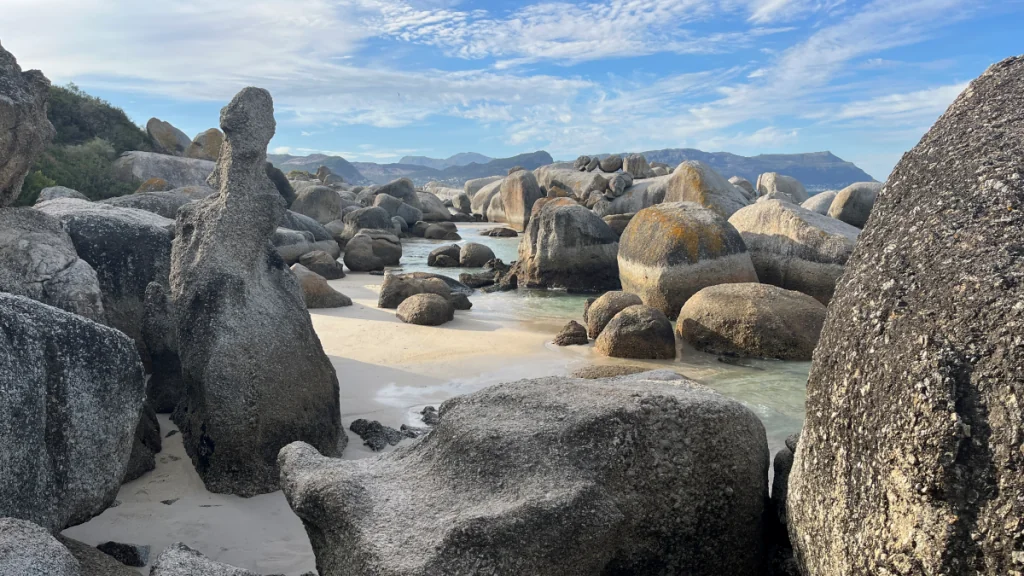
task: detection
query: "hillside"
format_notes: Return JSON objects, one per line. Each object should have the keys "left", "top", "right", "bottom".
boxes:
{"left": 267, "top": 153, "right": 372, "bottom": 185}
{"left": 331, "top": 151, "right": 553, "bottom": 186}
{"left": 399, "top": 152, "right": 492, "bottom": 170}
{"left": 632, "top": 149, "right": 875, "bottom": 191}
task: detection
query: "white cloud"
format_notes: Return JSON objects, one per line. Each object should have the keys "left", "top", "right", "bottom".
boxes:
{"left": 832, "top": 82, "right": 967, "bottom": 123}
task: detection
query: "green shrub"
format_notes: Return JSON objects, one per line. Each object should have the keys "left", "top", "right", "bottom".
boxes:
{"left": 17, "top": 138, "right": 136, "bottom": 205}
{"left": 47, "top": 83, "right": 152, "bottom": 154}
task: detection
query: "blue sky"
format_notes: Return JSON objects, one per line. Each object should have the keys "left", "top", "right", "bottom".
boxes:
{"left": 3, "top": 0, "right": 1022, "bottom": 180}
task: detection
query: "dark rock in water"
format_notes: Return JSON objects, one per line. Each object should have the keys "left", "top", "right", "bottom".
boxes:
{"left": 150, "top": 542, "right": 259, "bottom": 575}
{"left": 58, "top": 535, "right": 139, "bottom": 576}
{"left": 586, "top": 291, "right": 642, "bottom": 339}
{"left": 35, "top": 199, "right": 175, "bottom": 367}
{"left": 0, "top": 293, "right": 144, "bottom": 532}
{"left": 97, "top": 541, "right": 151, "bottom": 567}
{"left": 553, "top": 320, "right": 589, "bottom": 346}
{"left": 142, "top": 282, "right": 183, "bottom": 414}
{"left": 424, "top": 223, "right": 460, "bottom": 240}
{"left": 350, "top": 419, "right": 405, "bottom": 452}
{"left": 427, "top": 244, "right": 460, "bottom": 267}
{"left": 0, "top": 207, "right": 105, "bottom": 322}
{"left": 396, "top": 293, "right": 455, "bottom": 326}
{"left": 299, "top": 250, "right": 345, "bottom": 280}
{"left": 279, "top": 374, "right": 769, "bottom": 576}
{"left": 399, "top": 425, "right": 430, "bottom": 438}
{"left": 420, "top": 406, "right": 440, "bottom": 426}
{"left": 0, "top": 518, "right": 78, "bottom": 576}
{"left": 448, "top": 292, "right": 472, "bottom": 311}
{"left": 0, "top": 41, "right": 56, "bottom": 207}
{"left": 459, "top": 270, "right": 496, "bottom": 288}
{"left": 480, "top": 226, "right": 517, "bottom": 237}
{"left": 123, "top": 401, "right": 162, "bottom": 484}
{"left": 517, "top": 200, "right": 619, "bottom": 292}
{"left": 595, "top": 304, "right": 676, "bottom": 360}
{"left": 459, "top": 242, "right": 495, "bottom": 268}
{"left": 789, "top": 57, "right": 1024, "bottom": 576}
{"left": 569, "top": 364, "right": 652, "bottom": 379}
{"left": 265, "top": 162, "right": 296, "bottom": 207}
{"left": 169, "top": 88, "right": 343, "bottom": 497}
{"left": 433, "top": 254, "right": 458, "bottom": 267}
{"left": 368, "top": 270, "right": 385, "bottom": 276}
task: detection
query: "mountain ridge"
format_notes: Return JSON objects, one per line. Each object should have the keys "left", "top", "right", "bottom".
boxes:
{"left": 399, "top": 152, "right": 492, "bottom": 170}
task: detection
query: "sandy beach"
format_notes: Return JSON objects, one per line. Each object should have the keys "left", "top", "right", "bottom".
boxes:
{"left": 65, "top": 229, "right": 808, "bottom": 574}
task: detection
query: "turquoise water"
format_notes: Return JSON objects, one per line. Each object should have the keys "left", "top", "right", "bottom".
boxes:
{"left": 391, "top": 222, "right": 806, "bottom": 457}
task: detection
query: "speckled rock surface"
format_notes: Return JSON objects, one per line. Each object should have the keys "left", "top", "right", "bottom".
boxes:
{"left": 459, "top": 242, "right": 494, "bottom": 268}
{"left": 36, "top": 199, "right": 174, "bottom": 365}
{"left": 788, "top": 57, "right": 1024, "bottom": 576}
{"left": 57, "top": 536, "right": 139, "bottom": 576}
{"left": 185, "top": 128, "right": 224, "bottom": 162}
{"left": 36, "top": 186, "right": 88, "bottom": 203}
{"left": 517, "top": 202, "right": 619, "bottom": 292}
{"left": 0, "top": 207, "right": 105, "bottom": 322}
{"left": 291, "top": 264, "right": 352, "bottom": 309}
{"left": 665, "top": 161, "right": 752, "bottom": 218}
{"left": 343, "top": 230, "right": 402, "bottom": 272}
{"left": 553, "top": 320, "right": 589, "bottom": 346}
{"left": 500, "top": 169, "right": 543, "bottom": 231}
{"left": 0, "top": 41, "right": 55, "bottom": 207}
{"left": 169, "top": 88, "right": 343, "bottom": 496}
{"left": 0, "top": 294, "right": 144, "bottom": 532}
{"left": 676, "top": 283, "right": 826, "bottom": 361}
{"left": 299, "top": 250, "right": 345, "bottom": 280}
{"left": 100, "top": 191, "right": 193, "bottom": 219}
{"left": 279, "top": 374, "right": 769, "bottom": 576}
{"left": 396, "top": 293, "right": 455, "bottom": 326}
{"left": 141, "top": 282, "right": 183, "bottom": 413}
{"left": 827, "top": 181, "right": 882, "bottom": 228}
{"left": 0, "top": 518, "right": 79, "bottom": 576}
{"left": 291, "top": 185, "right": 347, "bottom": 224}
{"left": 594, "top": 304, "right": 677, "bottom": 360}
{"left": 585, "top": 291, "right": 643, "bottom": 339}
{"left": 149, "top": 543, "right": 258, "bottom": 576}
{"left": 728, "top": 199, "right": 860, "bottom": 305}
{"left": 618, "top": 202, "right": 758, "bottom": 318}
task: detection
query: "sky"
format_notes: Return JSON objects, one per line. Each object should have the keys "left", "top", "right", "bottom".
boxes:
{"left": 2, "top": 0, "right": 1022, "bottom": 180}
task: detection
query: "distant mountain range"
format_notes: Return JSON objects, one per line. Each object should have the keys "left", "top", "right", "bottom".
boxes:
{"left": 269, "top": 148, "right": 874, "bottom": 192}
{"left": 610, "top": 149, "right": 876, "bottom": 191}
{"left": 399, "top": 152, "right": 492, "bottom": 170}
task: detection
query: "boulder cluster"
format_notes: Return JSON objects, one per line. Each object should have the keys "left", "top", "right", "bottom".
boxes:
{"left": 3, "top": 35, "right": 1020, "bottom": 576}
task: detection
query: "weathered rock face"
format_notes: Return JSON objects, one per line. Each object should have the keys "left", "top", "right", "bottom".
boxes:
{"left": 343, "top": 230, "right": 401, "bottom": 272}
{"left": 0, "top": 294, "right": 144, "bottom": 532}
{"left": 593, "top": 175, "right": 671, "bottom": 218}
{"left": 123, "top": 401, "right": 162, "bottom": 483}
{"left": 517, "top": 202, "right": 620, "bottom": 292}
{"left": 149, "top": 543, "right": 258, "bottom": 576}
{"left": 185, "top": 128, "right": 224, "bottom": 162}
{"left": 470, "top": 179, "right": 503, "bottom": 218}
{"left": 58, "top": 536, "right": 141, "bottom": 576}
{"left": 586, "top": 291, "right": 643, "bottom": 339}
{"left": 142, "top": 282, "right": 183, "bottom": 414}
{"left": 291, "top": 185, "right": 346, "bottom": 224}
{"left": 378, "top": 273, "right": 451, "bottom": 309}
{"left": 100, "top": 190, "right": 193, "bottom": 219}
{"left": 729, "top": 176, "right": 755, "bottom": 196}
{"left": 373, "top": 178, "right": 422, "bottom": 211}
{"left": 427, "top": 244, "right": 460, "bottom": 267}
{"left": 755, "top": 173, "right": 808, "bottom": 204}
{"left": 0, "top": 518, "right": 80, "bottom": 576}
{"left": 147, "top": 118, "right": 191, "bottom": 156}
{"left": 0, "top": 42, "right": 56, "bottom": 207}
{"left": 594, "top": 304, "right": 677, "bottom": 359}
{"left": 290, "top": 264, "right": 352, "bottom": 309}
{"left": 396, "top": 293, "right": 455, "bottom": 326}
{"left": 0, "top": 208, "right": 105, "bottom": 322}
{"left": 460, "top": 242, "right": 494, "bottom": 268}
{"left": 619, "top": 202, "right": 758, "bottom": 318}
{"left": 799, "top": 191, "right": 837, "bottom": 215}
{"left": 280, "top": 209, "right": 332, "bottom": 242}
{"left": 599, "top": 155, "right": 623, "bottom": 173}
{"left": 665, "top": 161, "right": 751, "bottom": 218}
{"left": 622, "top": 153, "right": 654, "bottom": 179}
{"left": 112, "top": 151, "right": 215, "bottom": 189}
{"left": 676, "top": 283, "right": 826, "bottom": 361}
{"left": 417, "top": 191, "right": 451, "bottom": 222}
{"left": 553, "top": 320, "right": 589, "bottom": 346}
{"left": 36, "top": 186, "right": 88, "bottom": 203}
{"left": 36, "top": 199, "right": 175, "bottom": 365}
{"left": 280, "top": 374, "right": 769, "bottom": 576}
{"left": 827, "top": 181, "right": 881, "bottom": 228}
{"left": 464, "top": 176, "right": 503, "bottom": 198}
{"left": 299, "top": 250, "right": 345, "bottom": 280}
{"left": 788, "top": 57, "right": 1024, "bottom": 576}
{"left": 728, "top": 199, "right": 859, "bottom": 305}
{"left": 500, "top": 169, "right": 544, "bottom": 231}
{"left": 332, "top": 206, "right": 392, "bottom": 244}
{"left": 169, "top": 87, "right": 343, "bottom": 496}
{"left": 452, "top": 192, "right": 472, "bottom": 214}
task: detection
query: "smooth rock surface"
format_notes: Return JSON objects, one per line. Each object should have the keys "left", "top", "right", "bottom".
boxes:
{"left": 395, "top": 293, "right": 455, "bottom": 326}
{"left": 755, "top": 173, "right": 808, "bottom": 204}
{"left": 827, "top": 181, "right": 882, "bottom": 228}
{"left": 112, "top": 151, "right": 215, "bottom": 189}
{"left": 585, "top": 291, "right": 643, "bottom": 339}
{"left": 517, "top": 201, "right": 619, "bottom": 292}
{"left": 798, "top": 191, "right": 837, "bottom": 215}
{"left": 665, "top": 161, "right": 751, "bottom": 218}
{"left": 500, "top": 169, "right": 543, "bottom": 231}
{"left": 594, "top": 304, "right": 677, "bottom": 359}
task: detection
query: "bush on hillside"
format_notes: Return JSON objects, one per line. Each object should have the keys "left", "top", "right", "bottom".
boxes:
{"left": 47, "top": 83, "right": 153, "bottom": 153}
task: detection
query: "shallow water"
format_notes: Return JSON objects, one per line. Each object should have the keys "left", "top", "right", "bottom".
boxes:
{"left": 382, "top": 222, "right": 806, "bottom": 458}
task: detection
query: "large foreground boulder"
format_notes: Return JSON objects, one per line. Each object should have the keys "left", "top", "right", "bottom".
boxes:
{"left": 0, "top": 518, "right": 80, "bottom": 576}
{"left": 676, "top": 283, "right": 826, "bottom": 361}
{"left": 728, "top": 199, "right": 859, "bottom": 305}
{"left": 665, "top": 161, "right": 751, "bottom": 218}
{"left": 788, "top": 57, "right": 1024, "bottom": 576}
{"left": 618, "top": 202, "right": 758, "bottom": 318}
{"left": 112, "top": 151, "right": 215, "bottom": 189}
{"left": 36, "top": 199, "right": 174, "bottom": 364}
{"left": 827, "top": 181, "right": 882, "bottom": 228}
{"left": 280, "top": 374, "right": 769, "bottom": 576}
{"left": 0, "top": 208, "right": 105, "bottom": 322}
{"left": 500, "top": 169, "right": 543, "bottom": 231}
{"left": 517, "top": 201, "right": 619, "bottom": 292}
{"left": 169, "top": 88, "right": 343, "bottom": 496}
{"left": 594, "top": 304, "right": 677, "bottom": 359}
{"left": 0, "top": 294, "right": 144, "bottom": 532}
{"left": 0, "top": 41, "right": 56, "bottom": 207}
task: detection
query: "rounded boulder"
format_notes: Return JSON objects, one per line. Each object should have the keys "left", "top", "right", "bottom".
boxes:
{"left": 396, "top": 293, "right": 455, "bottom": 326}
{"left": 594, "top": 304, "right": 676, "bottom": 359}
